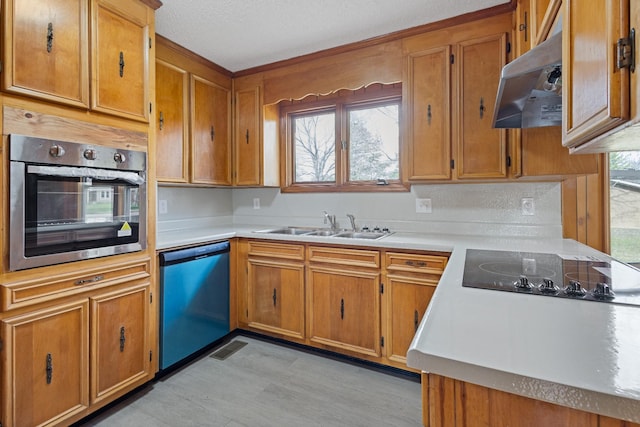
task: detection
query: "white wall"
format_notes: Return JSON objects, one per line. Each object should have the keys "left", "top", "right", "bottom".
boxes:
{"left": 158, "top": 182, "right": 562, "bottom": 238}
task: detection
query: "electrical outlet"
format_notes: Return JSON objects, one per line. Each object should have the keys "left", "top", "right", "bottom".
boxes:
{"left": 521, "top": 198, "right": 535, "bottom": 216}
{"left": 416, "top": 198, "right": 432, "bottom": 214}
{"left": 158, "top": 199, "right": 168, "bottom": 214}
{"left": 253, "top": 198, "right": 261, "bottom": 210}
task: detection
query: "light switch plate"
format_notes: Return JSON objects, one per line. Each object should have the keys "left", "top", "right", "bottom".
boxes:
{"left": 158, "top": 199, "right": 168, "bottom": 214}
{"left": 416, "top": 198, "right": 432, "bottom": 213}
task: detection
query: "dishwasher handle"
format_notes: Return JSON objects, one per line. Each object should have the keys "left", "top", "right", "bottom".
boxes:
{"left": 160, "top": 241, "right": 230, "bottom": 266}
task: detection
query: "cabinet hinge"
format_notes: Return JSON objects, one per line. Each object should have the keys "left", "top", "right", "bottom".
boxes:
{"left": 150, "top": 292, "right": 153, "bottom": 304}
{"left": 506, "top": 41, "right": 511, "bottom": 54}
{"left": 450, "top": 159, "right": 455, "bottom": 169}
{"left": 507, "top": 155, "right": 511, "bottom": 168}
{"left": 381, "top": 337, "right": 384, "bottom": 347}
{"left": 149, "top": 37, "right": 152, "bottom": 49}
{"left": 380, "top": 283, "right": 384, "bottom": 294}
{"left": 450, "top": 54, "right": 454, "bottom": 64}
{"left": 149, "top": 103, "right": 153, "bottom": 114}
{"left": 341, "top": 140, "right": 347, "bottom": 150}
{"left": 617, "top": 28, "right": 636, "bottom": 72}
{"left": 149, "top": 350, "right": 153, "bottom": 362}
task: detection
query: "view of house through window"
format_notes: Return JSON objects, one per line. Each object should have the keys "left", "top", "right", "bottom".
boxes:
{"left": 609, "top": 151, "right": 640, "bottom": 266}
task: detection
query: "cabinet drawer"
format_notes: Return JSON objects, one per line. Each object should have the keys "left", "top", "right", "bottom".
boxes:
{"left": 248, "top": 241, "right": 305, "bottom": 260}
{"left": 308, "top": 246, "right": 380, "bottom": 269}
{"left": 385, "top": 252, "right": 448, "bottom": 275}
{"left": 1, "top": 260, "right": 151, "bottom": 311}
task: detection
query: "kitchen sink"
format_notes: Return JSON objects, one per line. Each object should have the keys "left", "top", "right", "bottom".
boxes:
{"left": 255, "top": 227, "right": 391, "bottom": 240}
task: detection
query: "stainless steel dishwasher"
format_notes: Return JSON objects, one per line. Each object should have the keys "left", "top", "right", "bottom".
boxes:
{"left": 159, "top": 241, "right": 230, "bottom": 371}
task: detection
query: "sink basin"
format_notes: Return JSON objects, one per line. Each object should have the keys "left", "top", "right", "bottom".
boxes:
{"left": 307, "top": 229, "right": 340, "bottom": 237}
{"left": 333, "top": 231, "right": 389, "bottom": 240}
{"left": 260, "top": 227, "right": 316, "bottom": 235}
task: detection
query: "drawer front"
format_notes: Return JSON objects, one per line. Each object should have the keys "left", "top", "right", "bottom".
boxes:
{"left": 308, "top": 246, "right": 380, "bottom": 269}
{"left": 248, "top": 241, "right": 305, "bottom": 260}
{"left": 1, "top": 260, "right": 151, "bottom": 311}
{"left": 385, "top": 252, "right": 448, "bottom": 275}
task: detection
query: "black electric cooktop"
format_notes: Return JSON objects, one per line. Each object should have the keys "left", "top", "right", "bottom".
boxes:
{"left": 462, "top": 249, "right": 640, "bottom": 307}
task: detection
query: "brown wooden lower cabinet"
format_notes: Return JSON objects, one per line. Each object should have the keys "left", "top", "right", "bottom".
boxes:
{"left": 0, "top": 260, "right": 153, "bottom": 427}
{"left": 422, "top": 373, "right": 640, "bottom": 427}
{"left": 1, "top": 301, "right": 90, "bottom": 427}
{"left": 238, "top": 238, "right": 449, "bottom": 370}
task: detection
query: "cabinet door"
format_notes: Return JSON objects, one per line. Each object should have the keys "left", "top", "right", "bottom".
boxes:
{"left": 386, "top": 277, "right": 437, "bottom": 365}
{"left": 2, "top": 301, "right": 89, "bottom": 427}
{"left": 562, "top": 0, "right": 630, "bottom": 149}
{"left": 191, "top": 75, "right": 232, "bottom": 185}
{"left": 234, "top": 86, "right": 262, "bottom": 186}
{"left": 91, "top": 284, "right": 150, "bottom": 404}
{"left": 3, "top": 0, "right": 89, "bottom": 107}
{"left": 406, "top": 46, "right": 452, "bottom": 180}
{"left": 247, "top": 258, "right": 305, "bottom": 339}
{"left": 308, "top": 266, "right": 381, "bottom": 357}
{"left": 456, "top": 33, "right": 508, "bottom": 179}
{"left": 91, "top": 0, "right": 151, "bottom": 121}
{"left": 156, "top": 59, "right": 189, "bottom": 183}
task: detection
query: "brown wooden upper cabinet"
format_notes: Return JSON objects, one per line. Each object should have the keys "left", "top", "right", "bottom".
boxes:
{"left": 232, "top": 75, "right": 280, "bottom": 187}
{"left": 155, "top": 36, "right": 232, "bottom": 186}
{"left": 2, "top": 0, "right": 154, "bottom": 122}
{"left": 403, "top": 14, "right": 510, "bottom": 181}
{"left": 562, "top": 0, "right": 631, "bottom": 151}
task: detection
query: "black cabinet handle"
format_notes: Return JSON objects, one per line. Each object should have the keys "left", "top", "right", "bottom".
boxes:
{"left": 46, "top": 22, "right": 54, "bottom": 53}
{"left": 479, "top": 97, "right": 485, "bottom": 119}
{"left": 245, "top": 129, "right": 249, "bottom": 144}
{"left": 414, "top": 310, "right": 419, "bottom": 332}
{"left": 120, "top": 326, "right": 126, "bottom": 352}
{"left": 273, "top": 288, "right": 277, "bottom": 307}
{"left": 340, "top": 298, "right": 344, "bottom": 319}
{"left": 427, "top": 104, "right": 432, "bottom": 125}
{"left": 119, "top": 51, "right": 125, "bottom": 77}
{"left": 46, "top": 353, "right": 53, "bottom": 384}
{"left": 159, "top": 111, "right": 164, "bottom": 130}
{"left": 211, "top": 126, "right": 215, "bottom": 141}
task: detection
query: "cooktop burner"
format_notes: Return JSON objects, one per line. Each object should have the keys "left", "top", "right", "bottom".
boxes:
{"left": 462, "top": 249, "right": 640, "bottom": 307}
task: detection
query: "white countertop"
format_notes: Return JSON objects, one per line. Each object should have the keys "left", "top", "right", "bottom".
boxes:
{"left": 157, "top": 223, "right": 640, "bottom": 422}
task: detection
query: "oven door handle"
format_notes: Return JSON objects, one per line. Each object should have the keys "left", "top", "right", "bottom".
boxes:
{"left": 27, "top": 165, "right": 145, "bottom": 185}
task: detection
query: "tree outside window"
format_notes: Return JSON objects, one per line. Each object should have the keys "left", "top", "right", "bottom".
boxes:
{"left": 283, "top": 87, "right": 403, "bottom": 192}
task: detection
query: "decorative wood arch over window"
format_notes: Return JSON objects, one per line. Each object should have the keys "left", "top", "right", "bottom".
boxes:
{"left": 280, "top": 83, "right": 406, "bottom": 192}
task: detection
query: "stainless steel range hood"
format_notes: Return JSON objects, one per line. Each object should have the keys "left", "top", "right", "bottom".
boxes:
{"left": 493, "top": 31, "right": 562, "bottom": 128}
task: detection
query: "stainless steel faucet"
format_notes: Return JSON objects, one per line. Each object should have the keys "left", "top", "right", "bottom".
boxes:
{"left": 323, "top": 210, "right": 338, "bottom": 230}
{"left": 346, "top": 214, "right": 357, "bottom": 231}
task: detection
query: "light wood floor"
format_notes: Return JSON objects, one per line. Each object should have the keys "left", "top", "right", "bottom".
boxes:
{"left": 79, "top": 336, "right": 423, "bottom": 426}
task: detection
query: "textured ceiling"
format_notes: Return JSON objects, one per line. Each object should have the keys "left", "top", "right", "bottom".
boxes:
{"left": 155, "top": 0, "right": 510, "bottom": 72}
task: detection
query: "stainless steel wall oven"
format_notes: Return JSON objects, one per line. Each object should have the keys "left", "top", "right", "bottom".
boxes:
{"left": 9, "top": 134, "right": 147, "bottom": 271}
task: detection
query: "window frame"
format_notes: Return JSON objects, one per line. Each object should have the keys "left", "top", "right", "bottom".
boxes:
{"left": 280, "top": 85, "right": 407, "bottom": 193}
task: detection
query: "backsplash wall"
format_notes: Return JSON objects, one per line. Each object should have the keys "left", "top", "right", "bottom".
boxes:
{"left": 158, "top": 182, "right": 563, "bottom": 238}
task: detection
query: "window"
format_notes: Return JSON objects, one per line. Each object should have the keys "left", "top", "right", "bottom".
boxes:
{"left": 609, "top": 151, "right": 640, "bottom": 266}
{"left": 281, "top": 85, "right": 404, "bottom": 192}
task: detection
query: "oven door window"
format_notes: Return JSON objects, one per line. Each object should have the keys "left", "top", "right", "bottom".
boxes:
{"left": 25, "top": 172, "right": 141, "bottom": 257}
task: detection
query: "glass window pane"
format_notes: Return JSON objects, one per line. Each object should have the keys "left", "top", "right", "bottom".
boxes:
{"left": 293, "top": 112, "right": 335, "bottom": 183}
{"left": 348, "top": 104, "right": 399, "bottom": 182}
{"left": 610, "top": 151, "right": 640, "bottom": 265}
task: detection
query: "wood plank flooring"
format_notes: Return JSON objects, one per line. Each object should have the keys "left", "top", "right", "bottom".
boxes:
{"left": 79, "top": 336, "right": 423, "bottom": 426}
